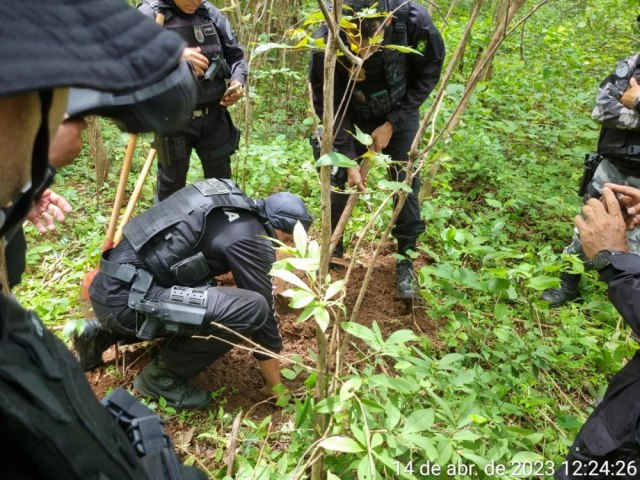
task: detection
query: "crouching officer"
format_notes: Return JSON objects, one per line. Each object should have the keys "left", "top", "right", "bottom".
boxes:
{"left": 74, "top": 179, "right": 312, "bottom": 409}
{"left": 138, "top": 0, "right": 248, "bottom": 201}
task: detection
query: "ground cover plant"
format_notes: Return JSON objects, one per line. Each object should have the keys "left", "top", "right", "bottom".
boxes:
{"left": 13, "top": 0, "right": 640, "bottom": 478}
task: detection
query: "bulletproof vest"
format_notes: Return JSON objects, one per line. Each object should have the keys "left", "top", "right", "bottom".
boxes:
{"left": 349, "top": 0, "right": 409, "bottom": 122}
{"left": 124, "top": 178, "right": 258, "bottom": 286}
{"left": 597, "top": 56, "right": 640, "bottom": 168}
{"left": 0, "top": 294, "right": 148, "bottom": 480}
{"left": 143, "top": 0, "right": 226, "bottom": 105}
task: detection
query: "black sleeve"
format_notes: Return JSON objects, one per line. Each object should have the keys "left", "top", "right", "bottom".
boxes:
{"left": 386, "top": 3, "right": 445, "bottom": 131}
{"left": 224, "top": 237, "right": 283, "bottom": 356}
{"left": 600, "top": 253, "right": 640, "bottom": 337}
{"left": 212, "top": 8, "right": 248, "bottom": 85}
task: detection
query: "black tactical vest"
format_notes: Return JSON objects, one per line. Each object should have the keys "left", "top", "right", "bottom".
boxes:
{"left": 0, "top": 294, "right": 148, "bottom": 480}
{"left": 597, "top": 57, "right": 640, "bottom": 168}
{"left": 350, "top": 0, "right": 409, "bottom": 122}
{"left": 140, "top": 0, "right": 226, "bottom": 105}
{"left": 123, "top": 179, "right": 258, "bottom": 286}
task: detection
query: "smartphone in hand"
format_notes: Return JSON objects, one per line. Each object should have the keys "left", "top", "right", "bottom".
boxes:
{"left": 223, "top": 83, "right": 242, "bottom": 98}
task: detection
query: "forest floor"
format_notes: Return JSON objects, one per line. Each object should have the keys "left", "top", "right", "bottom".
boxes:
{"left": 81, "top": 242, "right": 437, "bottom": 441}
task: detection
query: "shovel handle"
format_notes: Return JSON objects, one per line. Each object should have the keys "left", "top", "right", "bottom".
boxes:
{"left": 113, "top": 148, "right": 157, "bottom": 246}
{"left": 103, "top": 134, "right": 137, "bottom": 250}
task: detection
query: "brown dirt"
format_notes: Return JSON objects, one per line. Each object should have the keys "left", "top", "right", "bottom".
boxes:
{"left": 83, "top": 243, "right": 437, "bottom": 442}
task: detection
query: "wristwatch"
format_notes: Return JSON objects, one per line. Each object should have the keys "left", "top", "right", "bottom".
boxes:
{"left": 591, "top": 249, "right": 624, "bottom": 271}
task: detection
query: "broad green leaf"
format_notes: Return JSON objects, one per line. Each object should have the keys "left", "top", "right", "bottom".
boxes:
{"left": 314, "top": 306, "right": 330, "bottom": 332}
{"left": 402, "top": 408, "right": 434, "bottom": 434}
{"left": 460, "top": 450, "right": 489, "bottom": 469}
{"left": 527, "top": 275, "right": 562, "bottom": 291}
{"left": 340, "top": 377, "right": 363, "bottom": 403}
{"left": 438, "top": 353, "right": 465, "bottom": 370}
{"left": 400, "top": 433, "right": 438, "bottom": 461}
{"left": 270, "top": 269, "right": 312, "bottom": 291}
{"left": 378, "top": 179, "right": 413, "bottom": 193}
{"left": 289, "top": 290, "right": 315, "bottom": 309}
{"left": 452, "top": 369, "right": 476, "bottom": 387}
{"left": 357, "top": 455, "right": 375, "bottom": 480}
{"left": 318, "top": 436, "right": 364, "bottom": 453}
{"left": 510, "top": 451, "right": 544, "bottom": 463}
{"left": 327, "top": 472, "right": 340, "bottom": 480}
{"left": 352, "top": 125, "right": 373, "bottom": 146}
{"left": 315, "top": 396, "right": 342, "bottom": 414}
{"left": 293, "top": 221, "right": 307, "bottom": 256}
{"left": 453, "top": 430, "right": 481, "bottom": 442}
{"left": 315, "top": 151, "right": 357, "bottom": 168}
{"left": 341, "top": 322, "right": 377, "bottom": 344}
{"left": 286, "top": 257, "right": 320, "bottom": 272}
{"left": 324, "top": 279, "right": 346, "bottom": 301}
{"left": 386, "top": 329, "right": 417, "bottom": 345}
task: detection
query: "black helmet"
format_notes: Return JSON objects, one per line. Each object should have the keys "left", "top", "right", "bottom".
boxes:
{"left": 257, "top": 193, "right": 313, "bottom": 234}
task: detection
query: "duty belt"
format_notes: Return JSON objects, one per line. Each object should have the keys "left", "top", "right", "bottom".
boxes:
{"left": 192, "top": 106, "right": 214, "bottom": 118}
{"left": 99, "top": 254, "right": 154, "bottom": 308}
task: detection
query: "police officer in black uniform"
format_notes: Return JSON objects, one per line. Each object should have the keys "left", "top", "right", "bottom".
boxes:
{"left": 309, "top": 0, "right": 444, "bottom": 299}
{"left": 555, "top": 184, "right": 640, "bottom": 478}
{"left": 138, "top": 0, "right": 248, "bottom": 201}
{"left": 0, "top": 0, "right": 206, "bottom": 478}
{"left": 75, "top": 180, "right": 312, "bottom": 410}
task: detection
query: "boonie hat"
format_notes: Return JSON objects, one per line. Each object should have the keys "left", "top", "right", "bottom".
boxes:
{"left": 0, "top": 0, "right": 186, "bottom": 98}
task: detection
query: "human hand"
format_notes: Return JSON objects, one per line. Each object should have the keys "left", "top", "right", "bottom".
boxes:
{"left": 604, "top": 182, "right": 640, "bottom": 228}
{"left": 26, "top": 189, "right": 73, "bottom": 233}
{"left": 575, "top": 187, "right": 629, "bottom": 259}
{"left": 182, "top": 47, "right": 209, "bottom": 77}
{"left": 621, "top": 77, "right": 640, "bottom": 109}
{"left": 347, "top": 166, "right": 366, "bottom": 191}
{"left": 371, "top": 121, "right": 393, "bottom": 152}
{"left": 220, "top": 81, "right": 244, "bottom": 107}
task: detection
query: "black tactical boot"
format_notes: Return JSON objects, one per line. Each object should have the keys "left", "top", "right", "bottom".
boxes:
{"left": 396, "top": 259, "right": 419, "bottom": 300}
{"left": 72, "top": 319, "right": 118, "bottom": 371}
{"left": 133, "top": 357, "right": 210, "bottom": 410}
{"left": 540, "top": 273, "right": 581, "bottom": 308}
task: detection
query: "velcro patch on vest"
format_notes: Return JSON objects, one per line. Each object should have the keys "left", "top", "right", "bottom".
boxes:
{"left": 193, "top": 178, "right": 232, "bottom": 196}
{"left": 202, "top": 23, "right": 216, "bottom": 36}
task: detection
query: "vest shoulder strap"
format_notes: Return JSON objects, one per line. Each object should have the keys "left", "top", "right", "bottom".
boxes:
{"left": 387, "top": 0, "right": 409, "bottom": 46}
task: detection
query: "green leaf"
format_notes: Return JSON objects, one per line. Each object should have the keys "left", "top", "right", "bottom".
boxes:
{"left": 289, "top": 290, "right": 315, "bottom": 309}
{"left": 352, "top": 125, "right": 373, "bottom": 146}
{"left": 314, "top": 306, "right": 330, "bottom": 332}
{"left": 324, "top": 279, "right": 346, "bottom": 301}
{"left": 386, "top": 329, "right": 417, "bottom": 345}
{"left": 315, "top": 396, "right": 342, "bottom": 414}
{"left": 438, "top": 353, "right": 465, "bottom": 370}
{"left": 281, "top": 368, "right": 298, "bottom": 380}
{"left": 400, "top": 433, "right": 438, "bottom": 461}
{"left": 510, "top": 451, "right": 545, "bottom": 463}
{"left": 527, "top": 275, "right": 562, "bottom": 291}
{"left": 293, "top": 221, "right": 307, "bottom": 256}
{"left": 318, "top": 436, "right": 364, "bottom": 453}
{"left": 253, "top": 42, "right": 292, "bottom": 55}
{"left": 341, "top": 322, "right": 377, "bottom": 344}
{"left": 315, "top": 151, "right": 357, "bottom": 168}
{"left": 453, "top": 430, "right": 481, "bottom": 442}
{"left": 286, "top": 257, "right": 320, "bottom": 272}
{"left": 270, "top": 269, "right": 312, "bottom": 291}
{"left": 402, "top": 408, "right": 434, "bottom": 434}
{"left": 460, "top": 450, "right": 489, "bottom": 469}
{"left": 385, "top": 44, "right": 422, "bottom": 55}
{"left": 378, "top": 179, "right": 413, "bottom": 193}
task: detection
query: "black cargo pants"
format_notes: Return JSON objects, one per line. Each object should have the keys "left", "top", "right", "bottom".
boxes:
{"left": 155, "top": 105, "right": 240, "bottom": 201}
{"left": 330, "top": 110, "right": 425, "bottom": 256}
{"left": 92, "top": 280, "right": 270, "bottom": 379}
{"left": 555, "top": 351, "right": 640, "bottom": 479}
